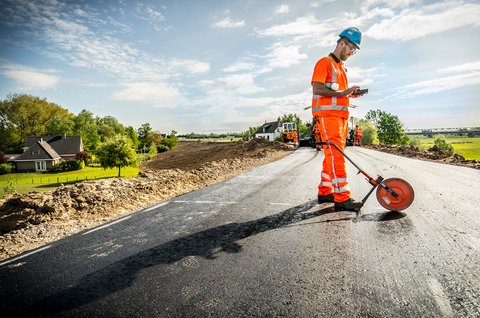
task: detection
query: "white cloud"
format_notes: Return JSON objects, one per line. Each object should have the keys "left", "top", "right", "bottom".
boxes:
{"left": 347, "top": 65, "right": 385, "bottom": 87}
{"left": 169, "top": 59, "right": 210, "bottom": 74}
{"left": 218, "top": 73, "right": 264, "bottom": 94}
{"left": 438, "top": 61, "right": 480, "bottom": 73}
{"left": 0, "top": 0, "right": 207, "bottom": 86}
{"left": 381, "top": 61, "right": 480, "bottom": 100}
{"left": 223, "top": 61, "right": 255, "bottom": 73}
{"left": 213, "top": 17, "right": 245, "bottom": 28}
{"left": 275, "top": 4, "right": 290, "bottom": 15}
{"left": 257, "top": 15, "right": 324, "bottom": 37}
{"left": 261, "top": 44, "right": 308, "bottom": 73}
{"left": 1, "top": 64, "right": 60, "bottom": 90}
{"left": 366, "top": 1, "right": 480, "bottom": 41}
{"left": 112, "top": 82, "right": 182, "bottom": 107}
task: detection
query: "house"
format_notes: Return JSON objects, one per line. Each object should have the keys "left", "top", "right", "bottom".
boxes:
{"left": 254, "top": 121, "right": 282, "bottom": 141}
{"left": 13, "top": 135, "right": 84, "bottom": 172}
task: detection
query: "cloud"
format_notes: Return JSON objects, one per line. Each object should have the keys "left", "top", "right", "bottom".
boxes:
{"left": 275, "top": 4, "right": 290, "bottom": 15}
{"left": 221, "top": 73, "right": 264, "bottom": 94}
{"left": 260, "top": 44, "right": 308, "bottom": 73}
{"left": 223, "top": 61, "right": 255, "bottom": 73}
{"left": 213, "top": 17, "right": 245, "bottom": 28}
{"left": 0, "top": 0, "right": 207, "bottom": 86}
{"left": 169, "top": 59, "right": 210, "bottom": 74}
{"left": 437, "top": 61, "right": 480, "bottom": 73}
{"left": 381, "top": 61, "right": 480, "bottom": 100}
{"left": 1, "top": 64, "right": 60, "bottom": 90}
{"left": 365, "top": 1, "right": 480, "bottom": 41}
{"left": 347, "top": 65, "right": 385, "bottom": 87}
{"left": 112, "top": 82, "right": 182, "bottom": 107}
{"left": 257, "top": 15, "right": 324, "bottom": 37}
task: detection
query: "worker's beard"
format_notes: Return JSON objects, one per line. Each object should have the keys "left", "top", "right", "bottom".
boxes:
{"left": 339, "top": 47, "right": 350, "bottom": 61}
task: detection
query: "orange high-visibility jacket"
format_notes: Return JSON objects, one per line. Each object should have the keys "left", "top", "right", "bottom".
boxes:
{"left": 356, "top": 126, "right": 363, "bottom": 137}
{"left": 311, "top": 54, "right": 349, "bottom": 119}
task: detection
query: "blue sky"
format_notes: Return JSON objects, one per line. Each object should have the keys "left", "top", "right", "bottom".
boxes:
{"left": 0, "top": 0, "right": 479, "bottom": 134}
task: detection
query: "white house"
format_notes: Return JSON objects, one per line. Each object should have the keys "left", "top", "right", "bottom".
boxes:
{"left": 254, "top": 121, "right": 282, "bottom": 141}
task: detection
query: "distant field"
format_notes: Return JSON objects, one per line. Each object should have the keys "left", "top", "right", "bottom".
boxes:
{"left": 414, "top": 136, "right": 480, "bottom": 160}
{"left": 0, "top": 166, "right": 140, "bottom": 198}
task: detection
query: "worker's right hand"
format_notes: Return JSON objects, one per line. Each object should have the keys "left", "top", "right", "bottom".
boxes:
{"left": 340, "top": 86, "right": 360, "bottom": 97}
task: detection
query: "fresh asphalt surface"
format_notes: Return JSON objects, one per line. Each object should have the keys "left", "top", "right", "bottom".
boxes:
{"left": 1, "top": 147, "right": 480, "bottom": 317}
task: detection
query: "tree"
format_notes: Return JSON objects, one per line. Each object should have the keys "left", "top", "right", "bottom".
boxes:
{"left": 125, "top": 126, "right": 139, "bottom": 150}
{"left": 358, "top": 120, "right": 379, "bottom": 145}
{"left": 137, "top": 123, "right": 153, "bottom": 149}
{"left": 0, "top": 93, "right": 68, "bottom": 149}
{"left": 97, "top": 115, "right": 126, "bottom": 142}
{"left": 365, "top": 109, "right": 386, "bottom": 128}
{"left": 46, "top": 113, "right": 75, "bottom": 136}
{"left": 242, "top": 126, "right": 258, "bottom": 141}
{"left": 365, "top": 109, "right": 406, "bottom": 145}
{"left": 74, "top": 109, "right": 100, "bottom": 152}
{"left": 96, "top": 135, "right": 139, "bottom": 177}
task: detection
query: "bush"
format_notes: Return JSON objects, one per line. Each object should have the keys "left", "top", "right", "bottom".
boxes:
{"left": 359, "top": 121, "right": 379, "bottom": 145}
{"left": 156, "top": 144, "right": 169, "bottom": 153}
{"left": 409, "top": 137, "right": 421, "bottom": 148}
{"left": 160, "top": 136, "right": 179, "bottom": 150}
{"left": 433, "top": 135, "right": 454, "bottom": 155}
{"left": 0, "top": 163, "right": 13, "bottom": 174}
{"left": 75, "top": 151, "right": 89, "bottom": 163}
{"left": 51, "top": 160, "right": 84, "bottom": 172}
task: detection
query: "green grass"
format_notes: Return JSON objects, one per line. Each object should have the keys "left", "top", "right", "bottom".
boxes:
{"left": 413, "top": 136, "right": 480, "bottom": 160}
{"left": 0, "top": 166, "right": 140, "bottom": 198}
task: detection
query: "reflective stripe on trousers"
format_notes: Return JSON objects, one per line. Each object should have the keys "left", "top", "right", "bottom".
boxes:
{"left": 316, "top": 116, "right": 351, "bottom": 202}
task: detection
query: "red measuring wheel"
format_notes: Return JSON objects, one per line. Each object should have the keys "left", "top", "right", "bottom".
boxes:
{"left": 376, "top": 178, "right": 415, "bottom": 211}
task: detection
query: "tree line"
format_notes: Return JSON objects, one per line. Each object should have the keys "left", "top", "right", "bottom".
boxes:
{"left": 0, "top": 93, "right": 181, "bottom": 176}
{"left": 0, "top": 93, "right": 176, "bottom": 154}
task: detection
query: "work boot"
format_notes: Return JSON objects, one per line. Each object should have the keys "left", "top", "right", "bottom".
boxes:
{"left": 317, "top": 194, "right": 334, "bottom": 204}
{"left": 334, "top": 198, "right": 363, "bottom": 212}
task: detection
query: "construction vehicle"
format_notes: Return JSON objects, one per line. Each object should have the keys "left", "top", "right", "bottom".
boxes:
{"left": 282, "top": 122, "right": 299, "bottom": 145}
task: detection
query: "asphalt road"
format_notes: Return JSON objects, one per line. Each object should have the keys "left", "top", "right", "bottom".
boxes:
{"left": 1, "top": 147, "right": 479, "bottom": 317}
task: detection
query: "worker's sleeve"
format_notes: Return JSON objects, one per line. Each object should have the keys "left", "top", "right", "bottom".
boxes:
{"left": 311, "top": 57, "right": 329, "bottom": 85}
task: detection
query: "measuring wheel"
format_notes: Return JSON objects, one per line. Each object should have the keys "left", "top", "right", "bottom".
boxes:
{"left": 376, "top": 178, "right": 415, "bottom": 211}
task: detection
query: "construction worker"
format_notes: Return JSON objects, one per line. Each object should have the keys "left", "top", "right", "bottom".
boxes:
{"left": 311, "top": 27, "right": 366, "bottom": 211}
{"left": 355, "top": 124, "right": 363, "bottom": 146}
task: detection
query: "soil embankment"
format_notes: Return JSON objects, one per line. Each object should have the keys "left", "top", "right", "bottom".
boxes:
{"left": 0, "top": 139, "right": 293, "bottom": 261}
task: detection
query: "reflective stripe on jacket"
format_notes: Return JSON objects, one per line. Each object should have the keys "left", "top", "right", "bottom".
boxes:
{"left": 311, "top": 55, "right": 349, "bottom": 119}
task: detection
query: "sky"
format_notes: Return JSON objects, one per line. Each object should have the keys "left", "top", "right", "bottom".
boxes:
{"left": 0, "top": 0, "right": 479, "bottom": 134}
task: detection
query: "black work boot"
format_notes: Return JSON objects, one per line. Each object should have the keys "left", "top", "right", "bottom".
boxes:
{"left": 317, "top": 194, "right": 334, "bottom": 204}
{"left": 334, "top": 198, "right": 363, "bottom": 212}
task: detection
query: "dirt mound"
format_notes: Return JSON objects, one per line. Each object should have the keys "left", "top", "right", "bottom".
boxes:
{"left": 0, "top": 139, "right": 293, "bottom": 261}
{"left": 363, "top": 144, "right": 480, "bottom": 169}
{"left": 142, "top": 139, "right": 292, "bottom": 171}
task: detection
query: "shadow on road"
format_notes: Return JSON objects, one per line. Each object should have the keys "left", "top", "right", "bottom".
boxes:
{"left": 37, "top": 201, "right": 406, "bottom": 313}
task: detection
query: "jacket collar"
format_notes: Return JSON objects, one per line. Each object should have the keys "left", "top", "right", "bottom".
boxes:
{"left": 329, "top": 53, "right": 341, "bottom": 64}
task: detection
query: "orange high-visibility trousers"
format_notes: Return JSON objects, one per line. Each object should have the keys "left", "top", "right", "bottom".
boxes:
{"left": 317, "top": 116, "right": 351, "bottom": 202}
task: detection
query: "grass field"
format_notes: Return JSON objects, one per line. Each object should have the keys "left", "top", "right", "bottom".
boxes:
{"left": 0, "top": 166, "right": 140, "bottom": 198}
{"left": 413, "top": 136, "right": 480, "bottom": 160}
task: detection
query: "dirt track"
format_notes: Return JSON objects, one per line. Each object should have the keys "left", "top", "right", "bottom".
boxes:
{"left": 0, "top": 139, "right": 293, "bottom": 261}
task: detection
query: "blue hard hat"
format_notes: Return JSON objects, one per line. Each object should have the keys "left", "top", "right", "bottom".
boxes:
{"left": 339, "top": 27, "right": 362, "bottom": 49}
